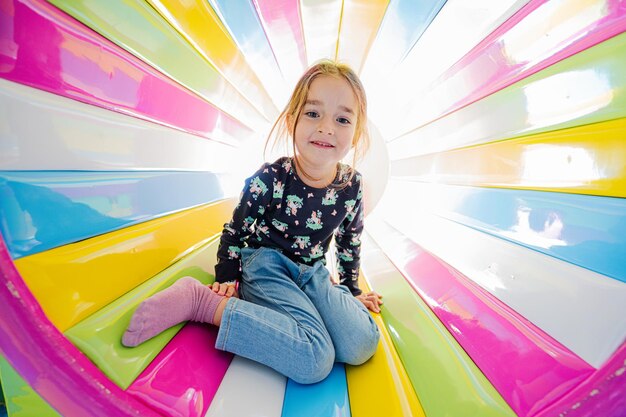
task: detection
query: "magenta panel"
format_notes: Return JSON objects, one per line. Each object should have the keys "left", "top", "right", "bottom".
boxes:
{"left": 533, "top": 343, "right": 626, "bottom": 417}
{"left": 0, "top": 0, "right": 253, "bottom": 143}
{"left": 0, "top": 235, "right": 161, "bottom": 417}
{"left": 252, "top": 0, "right": 307, "bottom": 73}
{"left": 418, "top": 0, "right": 626, "bottom": 126}
{"left": 126, "top": 323, "right": 233, "bottom": 417}
{"left": 370, "top": 224, "right": 595, "bottom": 417}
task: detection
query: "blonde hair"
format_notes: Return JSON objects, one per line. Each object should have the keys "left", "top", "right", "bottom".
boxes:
{"left": 265, "top": 59, "right": 370, "bottom": 186}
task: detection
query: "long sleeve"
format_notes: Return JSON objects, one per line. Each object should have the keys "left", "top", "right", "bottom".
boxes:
{"left": 215, "top": 166, "right": 272, "bottom": 283}
{"left": 334, "top": 180, "right": 365, "bottom": 296}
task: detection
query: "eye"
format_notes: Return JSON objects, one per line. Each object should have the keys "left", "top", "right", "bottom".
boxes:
{"left": 337, "top": 117, "right": 351, "bottom": 125}
{"left": 304, "top": 111, "right": 319, "bottom": 118}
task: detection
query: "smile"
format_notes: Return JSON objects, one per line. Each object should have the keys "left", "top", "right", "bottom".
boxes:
{"left": 310, "top": 141, "right": 335, "bottom": 148}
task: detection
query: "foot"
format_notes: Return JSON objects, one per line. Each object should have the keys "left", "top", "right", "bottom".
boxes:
{"left": 122, "top": 277, "right": 224, "bottom": 347}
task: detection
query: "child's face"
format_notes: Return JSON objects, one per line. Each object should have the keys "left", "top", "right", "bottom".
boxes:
{"left": 293, "top": 75, "right": 357, "bottom": 172}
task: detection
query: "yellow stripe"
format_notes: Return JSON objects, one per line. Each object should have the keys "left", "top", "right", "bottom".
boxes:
{"left": 145, "top": 0, "right": 277, "bottom": 118}
{"left": 346, "top": 277, "right": 426, "bottom": 417}
{"left": 391, "top": 118, "right": 626, "bottom": 197}
{"left": 65, "top": 236, "right": 221, "bottom": 389}
{"left": 15, "top": 199, "right": 236, "bottom": 332}
{"left": 337, "top": 0, "right": 390, "bottom": 72}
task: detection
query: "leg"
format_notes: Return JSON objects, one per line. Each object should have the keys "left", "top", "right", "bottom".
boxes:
{"left": 298, "top": 262, "right": 380, "bottom": 365}
{"left": 216, "top": 248, "right": 335, "bottom": 384}
{"left": 122, "top": 277, "right": 225, "bottom": 347}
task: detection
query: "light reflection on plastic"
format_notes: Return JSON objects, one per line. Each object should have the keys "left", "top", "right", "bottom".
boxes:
{"left": 501, "top": 207, "right": 567, "bottom": 249}
{"left": 502, "top": 0, "right": 606, "bottom": 65}
{"left": 521, "top": 144, "right": 602, "bottom": 186}
{"left": 524, "top": 69, "right": 613, "bottom": 127}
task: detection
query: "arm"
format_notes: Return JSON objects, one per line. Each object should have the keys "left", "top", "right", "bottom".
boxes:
{"left": 335, "top": 179, "right": 383, "bottom": 312}
{"left": 334, "top": 182, "right": 365, "bottom": 296}
{"left": 215, "top": 166, "right": 272, "bottom": 284}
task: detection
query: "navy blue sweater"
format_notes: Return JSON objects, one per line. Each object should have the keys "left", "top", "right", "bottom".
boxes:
{"left": 215, "top": 157, "right": 364, "bottom": 296}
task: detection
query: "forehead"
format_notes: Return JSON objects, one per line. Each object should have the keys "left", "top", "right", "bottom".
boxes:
{"left": 307, "top": 75, "right": 357, "bottom": 108}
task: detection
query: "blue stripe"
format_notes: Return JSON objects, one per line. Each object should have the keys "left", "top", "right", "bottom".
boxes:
{"left": 378, "top": 0, "right": 447, "bottom": 65}
{"left": 0, "top": 171, "right": 225, "bottom": 259}
{"left": 281, "top": 363, "right": 350, "bottom": 417}
{"left": 208, "top": 0, "right": 282, "bottom": 75}
{"left": 397, "top": 181, "right": 626, "bottom": 283}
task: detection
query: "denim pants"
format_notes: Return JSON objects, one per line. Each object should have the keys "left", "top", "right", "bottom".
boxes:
{"left": 215, "top": 247, "right": 380, "bottom": 384}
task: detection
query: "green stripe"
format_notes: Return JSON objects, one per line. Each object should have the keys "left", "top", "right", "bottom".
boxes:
{"left": 0, "top": 356, "right": 61, "bottom": 417}
{"left": 361, "top": 233, "right": 516, "bottom": 417}
{"left": 64, "top": 237, "right": 220, "bottom": 389}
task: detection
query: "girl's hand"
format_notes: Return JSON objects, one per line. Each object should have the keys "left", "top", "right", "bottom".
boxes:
{"left": 356, "top": 291, "right": 383, "bottom": 313}
{"left": 211, "top": 282, "right": 238, "bottom": 298}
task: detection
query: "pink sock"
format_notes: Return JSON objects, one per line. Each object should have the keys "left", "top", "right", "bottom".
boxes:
{"left": 122, "top": 276, "right": 224, "bottom": 347}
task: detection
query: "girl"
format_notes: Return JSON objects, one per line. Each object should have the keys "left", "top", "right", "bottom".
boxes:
{"left": 122, "top": 60, "right": 382, "bottom": 384}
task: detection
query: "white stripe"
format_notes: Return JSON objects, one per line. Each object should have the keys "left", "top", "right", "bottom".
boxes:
{"left": 369, "top": 181, "right": 626, "bottom": 368}
{"left": 366, "top": 0, "right": 530, "bottom": 139}
{"left": 204, "top": 356, "right": 286, "bottom": 417}
{"left": 0, "top": 79, "right": 251, "bottom": 172}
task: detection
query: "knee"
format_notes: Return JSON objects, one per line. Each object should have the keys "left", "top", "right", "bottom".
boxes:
{"left": 289, "top": 340, "right": 335, "bottom": 384}
{"left": 340, "top": 319, "right": 380, "bottom": 366}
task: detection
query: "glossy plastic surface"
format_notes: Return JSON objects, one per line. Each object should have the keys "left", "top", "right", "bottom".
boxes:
{"left": 251, "top": 0, "right": 307, "bottom": 87}
{"left": 360, "top": 234, "right": 517, "bottom": 417}
{"left": 367, "top": 0, "right": 529, "bottom": 133}
{"left": 46, "top": 0, "right": 269, "bottom": 128}
{"left": 15, "top": 200, "right": 234, "bottom": 331}
{"left": 205, "top": 356, "right": 286, "bottom": 417}
{"left": 208, "top": 0, "right": 290, "bottom": 107}
{"left": 360, "top": 0, "right": 446, "bottom": 82}
{"left": 0, "top": 171, "right": 225, "bottom": 258}
{"left": 126, "top": 323, "right": 233, "bottom": 417}
{"left": 0, "top": 357, "right": 61, "bottom": 417}
{"left": 145, "top": 0, "right": 278, "bottom": 120}
{"left": 335, "top": 0, "right": 389, "bottom": 72}
{"left": 346, "top": 278, "right": 426, "bottom": 417}
{"left": 0, "top": 80, "right": 239, "bottom": 172}
{"left": 400, "top": 0, "right": 626, "bottom": 133}
{"left": 388, "top": 30, "right": 626, "bottom": 156}
{"left": 367, "top": 219, "right": 593, "bottom": 416}
{"left": 0, "top": 0, "right": 254, "bottom": 141}
{"left": 282, "top": 363, "right": 351, "bottom": 417}
{"left": 376, "top": 182, "right": 626, "bottom": 368}
{"left": 534, "top": 343, "right": 626, "bottom": 417}
{"left": 0, "top": 235, "right": 162, "bottom": 417}
{"left": 391, "top": 117, "right": 626, "bottom": 198}
{"left": 384, "top": 182, "right": 626, "bottom": 284}
{"left": 300, "top": 0, "right": 343, "bottom": 63}
{"left": 64, "top": 238, "right": 219, "bottom": 388}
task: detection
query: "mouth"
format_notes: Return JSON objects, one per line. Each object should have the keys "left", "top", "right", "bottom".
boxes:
{"left": 310, "top": 140, "right": 335, "bottom": 148}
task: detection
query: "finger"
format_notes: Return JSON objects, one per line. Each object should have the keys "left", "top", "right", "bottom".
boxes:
{"left": 218, "top": 284, "right": 228, "bottom": 296}
{"left": 226, "top": 286, "right": 235, "bottom": 297}
{"left": 370, "top": 295, "right": 383, "bottom": 305}
{"left": 211, "top": 282, "right": 220, "bottom": 292}
{"left": 365, "top": 299, "right": 379, "bottom": 313}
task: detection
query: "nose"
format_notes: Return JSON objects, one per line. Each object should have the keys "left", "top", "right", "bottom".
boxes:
{"left": 317, "top": 116, "right": 334, "bottom": 135}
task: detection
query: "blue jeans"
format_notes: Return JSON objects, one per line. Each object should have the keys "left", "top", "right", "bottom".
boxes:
{"left": 215, "top": 247, "right": 379, "bottom": 384}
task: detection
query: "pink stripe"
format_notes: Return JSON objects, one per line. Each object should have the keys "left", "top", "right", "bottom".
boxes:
{"left": 419, "top": 0, "right": 626, "bottom": 126}
{"left": 370, "top": 223, "right": 594, "bottom": 417}
{"left": 0, "top": 235, "right": 162, "bottom": 416}
{"left": 126, "top": 323, "right": 233, "bottom": 417}
{"left": 533, "top": 343, "right": 626, "bottom": 417}
{"left": 253, "top": 0, "right": 307, "bottom": 70}
{"left": 0, "top": 0, "right": 252, "bottom": 144}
